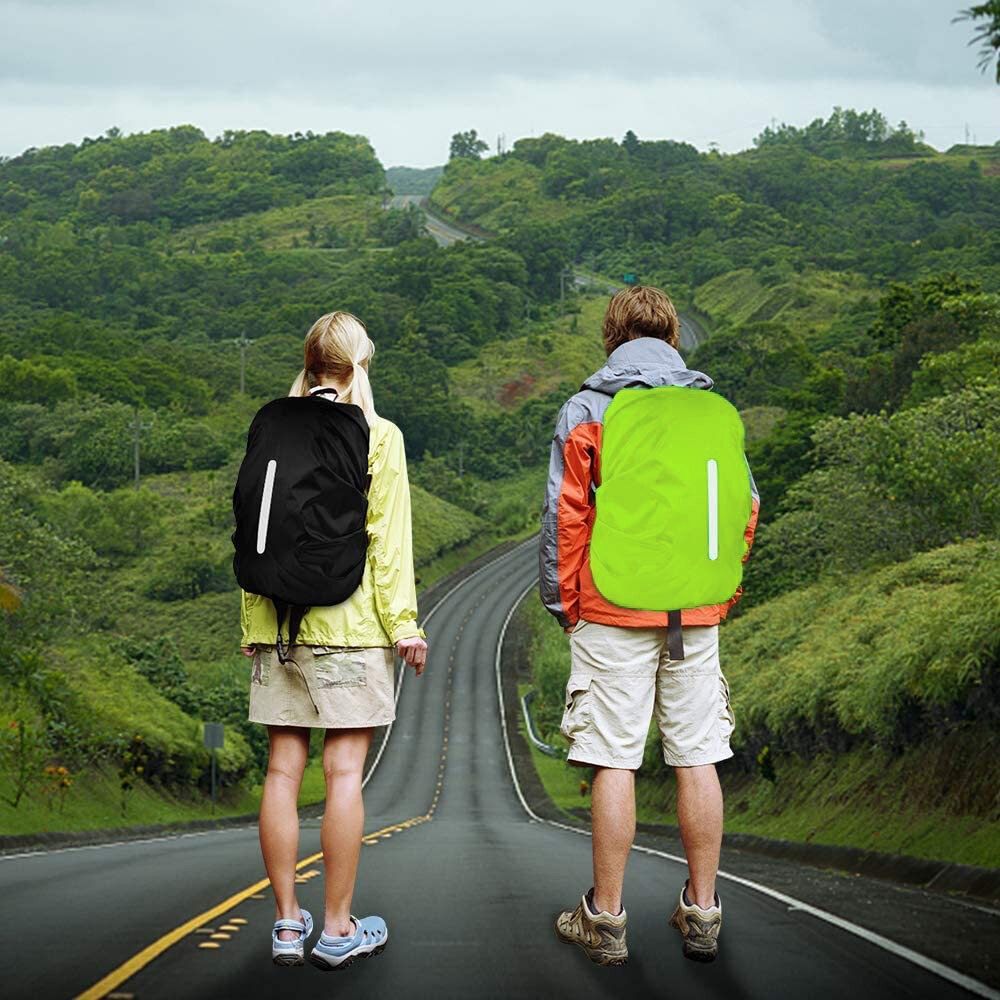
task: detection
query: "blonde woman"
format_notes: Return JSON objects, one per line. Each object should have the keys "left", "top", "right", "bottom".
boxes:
{"left": 238, "top": 310, "right": 428, "bottom": 970}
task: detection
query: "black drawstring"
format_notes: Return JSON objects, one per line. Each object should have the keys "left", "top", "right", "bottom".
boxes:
{"left": 272, "top": 599, "right": 319, "bottom": 713}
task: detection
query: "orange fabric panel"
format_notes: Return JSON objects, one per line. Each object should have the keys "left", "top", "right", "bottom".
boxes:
{"left": 555, "top": 421, "right": 602, "bottom": 624}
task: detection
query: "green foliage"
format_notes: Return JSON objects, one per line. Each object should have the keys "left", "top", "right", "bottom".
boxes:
{"left": 38, "top": 481, "right": 166, "bottom": 560}
{"left": 0, "top": 708, "right": 49, "bottom": 808}
{"left": 449, "top": 129, "right": 489, "bottom": 160}
{"left": 113, "top": 636, "right": 198, "bottom": 715}
{"left": 2, "top": 126, "right": 384, "bottom": 228}
{"left": 907, "top": 336, "right": 1000, "bottom": 404}
{"left": 690, "top": 322, "right": 816, "bottom": 410}
{"left": 750, "top": 386, "right": 1000, "bottom": 602}
{"left": 0, "top": 458, "right": 98, "bottom": 638}
{"left": 724, "top": 540, "right": 1000, "bottom": 752}
{"left": 753, "top": 108, "right": 927, "bottom": 157}
{"left": 408, "top": 452, "right": 491, "bottom": 517}
{"left": 954, "top": 2, "right": 1000, "bottom": 82}
{"left": 144, "top": 543, "right": 232, "bottom": 601}
{"left": 0, "top": 354, "right": 77, "bottom": 402}
{"left": 369, "top": 205, "right": 427, "bottom": 245}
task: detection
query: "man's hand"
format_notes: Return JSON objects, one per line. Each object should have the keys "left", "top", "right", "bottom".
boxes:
{"left": 396, "top": 636, "right": 427, "bottom": 676}
{"left": 240, "top": 645, "right": 255, "bottom": 657}
{"left": 564, "top": 624, "right": 575, "bottom": 634}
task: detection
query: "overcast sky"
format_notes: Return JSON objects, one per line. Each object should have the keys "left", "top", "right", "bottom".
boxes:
{"left": 2, "top": 0, "right": 997, "bottom": 166}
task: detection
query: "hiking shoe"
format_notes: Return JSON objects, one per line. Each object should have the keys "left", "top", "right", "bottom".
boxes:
{"left": 669, "top": 880, "right": 721, "bottom": 962}
{"left": 271, "top": 909, "right": 313, "bottom": 966}
{"left": 555, "top": 888, "right": 627, "bottom": 966}
{"left": 309, "top": 915, "right": 388, "bottom": 971}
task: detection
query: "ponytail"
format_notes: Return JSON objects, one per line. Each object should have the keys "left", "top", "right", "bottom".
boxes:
{"left": 288, "top": 367, "right": 310, "bottom": 398}
{"left": 347, "top": 356, "right": 376, "bottom": 428}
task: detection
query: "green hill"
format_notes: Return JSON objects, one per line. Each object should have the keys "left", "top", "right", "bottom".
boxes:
{"left": 1, "top": 112, "right": 997, "bottom": 843}
{"left": 519, "top": 539, "right": 1000, "bottom": 867}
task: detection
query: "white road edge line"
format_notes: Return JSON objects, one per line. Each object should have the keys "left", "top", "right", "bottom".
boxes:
{"left": 1, "top": 535, "right": 540, "bottom": 864}
{"left": 495, "top": 575, "right": 999, "bottom": 1000}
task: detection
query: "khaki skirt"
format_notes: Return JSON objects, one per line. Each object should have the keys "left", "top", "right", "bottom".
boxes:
{"left": 248, "top": 643, "right": 397, "bottom": 729}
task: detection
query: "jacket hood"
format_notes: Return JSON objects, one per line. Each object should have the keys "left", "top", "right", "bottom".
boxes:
{"left": 580, "top": 336, "right": 713, "bottom": 395}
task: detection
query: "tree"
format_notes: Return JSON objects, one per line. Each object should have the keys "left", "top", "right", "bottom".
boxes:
{"left": 622, "top": 130, "right": 640, "bottom": 156}
{"left": 449, "top": 129, "right": 489, "bottom": 160}
{"left": 954, "top": 2, "right": 1000, "bottom": 82}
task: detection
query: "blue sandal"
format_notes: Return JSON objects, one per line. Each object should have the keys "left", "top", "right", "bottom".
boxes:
{"left": 271, "top": 908, "right": 313, "bottom": 966}
{"left": 309, "top": 915, "right": 388, "bottom": 971}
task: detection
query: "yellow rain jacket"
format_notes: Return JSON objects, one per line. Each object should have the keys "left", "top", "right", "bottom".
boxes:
{"left": 240, "top": 413, "right": 426, "bottom": 648}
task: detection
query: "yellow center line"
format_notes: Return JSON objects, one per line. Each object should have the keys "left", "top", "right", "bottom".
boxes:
{"left": 75, "top": 816, "right": 429, "bottom": 1000}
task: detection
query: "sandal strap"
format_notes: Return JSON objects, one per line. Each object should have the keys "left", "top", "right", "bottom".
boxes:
{"left": 274, "top": 918, "right": 305, "bottom": 933}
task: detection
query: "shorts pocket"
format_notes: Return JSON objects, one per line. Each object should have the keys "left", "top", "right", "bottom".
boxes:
{"left": 559, "top": 674, "right": 593, "bottom": 743}
{"left": 570, "top": 617, "right": 590, "bottom": 636}
{"left": 313, "top": 648, "right": 368, "bottom": 689}
{"left": 251, "top": 648, "right": 269, "bottom": 686}
{"left": 720, "top": 673, "right": 736, "bottom": 732}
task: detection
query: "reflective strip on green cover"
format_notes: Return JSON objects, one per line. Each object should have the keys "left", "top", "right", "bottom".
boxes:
{"left": 590, "top": 386, "right": 751, "bottom": 610}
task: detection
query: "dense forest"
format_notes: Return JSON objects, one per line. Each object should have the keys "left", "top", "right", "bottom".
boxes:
{"left": 1, "top": 112, "right": 997, "bottom": 851}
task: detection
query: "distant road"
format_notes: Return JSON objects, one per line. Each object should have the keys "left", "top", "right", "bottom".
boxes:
{"left": 389, "top": 196, "right": 705, "bottom": 351}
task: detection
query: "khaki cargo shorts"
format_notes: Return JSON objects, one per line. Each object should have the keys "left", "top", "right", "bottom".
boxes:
{"left": 560, "top": 618, "right": 735, "bottom": 769}
{"left": 248, "top": 643, "right": 396, "bottom": 729}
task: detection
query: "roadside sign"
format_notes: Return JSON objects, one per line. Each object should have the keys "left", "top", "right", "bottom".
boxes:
{"left": 204, "top": 723, "right": 225, "bottom": 749}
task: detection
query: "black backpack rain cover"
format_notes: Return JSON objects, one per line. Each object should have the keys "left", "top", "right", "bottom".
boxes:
{"left": 232, "top": 390, "right": 370, "bottom": 654}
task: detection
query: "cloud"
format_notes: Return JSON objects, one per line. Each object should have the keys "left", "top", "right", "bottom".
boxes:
{"left": 1, "top": 0, "right": 997, "bottom": 163}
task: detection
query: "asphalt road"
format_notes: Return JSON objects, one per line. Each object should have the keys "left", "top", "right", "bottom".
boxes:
{"left": 1, "top": 536, "right": 995, "bottom": 999}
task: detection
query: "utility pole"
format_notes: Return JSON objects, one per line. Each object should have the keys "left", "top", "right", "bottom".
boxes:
{"left": 232, "top": 332, "right": 255, "bottom": 395}
{"left": 131, "top": 407, "right": 153, "bottom": 491}
{"left": 560, "top": 268, "right": 575, "bottom": 317}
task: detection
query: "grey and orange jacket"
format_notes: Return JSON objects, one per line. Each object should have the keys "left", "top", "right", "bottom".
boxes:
{"left": 538, "top": 336, "right": 760, "bottom": 630}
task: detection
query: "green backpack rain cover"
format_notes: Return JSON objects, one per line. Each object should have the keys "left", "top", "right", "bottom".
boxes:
{"left": 590, "top": 386, "right": 752, "bottom": 612}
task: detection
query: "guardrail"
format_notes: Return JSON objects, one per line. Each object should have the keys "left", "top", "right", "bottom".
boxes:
{"left": 521, "top": 688, "right": 564, "bottom": 757}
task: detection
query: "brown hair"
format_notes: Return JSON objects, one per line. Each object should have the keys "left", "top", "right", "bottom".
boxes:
{"left": 288, "top": 310, "right": 377, "bottom": 426}
{"left": 602, "top": 285, "right": 680, "bottom": 355}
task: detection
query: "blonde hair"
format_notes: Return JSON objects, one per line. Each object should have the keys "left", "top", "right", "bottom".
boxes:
{"left": 288, "top": 311, "right": 377, "bottom": 427}
{"left": 602, "top": 285, "right": 680, "bottom": 355}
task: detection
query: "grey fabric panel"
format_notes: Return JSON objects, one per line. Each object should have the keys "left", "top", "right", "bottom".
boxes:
{"left": 580, "top": 336, "right": 713, "bottom": 395}
{"left": 538, "top": 393, "right": 609, "bottom": 628}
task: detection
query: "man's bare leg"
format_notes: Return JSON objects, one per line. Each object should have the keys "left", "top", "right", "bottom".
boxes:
{"left": 675, "top": 763, "right": 723, "bottom": 908}
{"left": 591, "top": 766, "right": 635, "bottom": 915}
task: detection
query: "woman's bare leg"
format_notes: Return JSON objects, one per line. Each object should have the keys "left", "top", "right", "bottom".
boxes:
{"left": 321, "top": 727, "right": 374, "bottom": 937}
{"left": 259, "top": 725, "right": 310, "bottom": 940}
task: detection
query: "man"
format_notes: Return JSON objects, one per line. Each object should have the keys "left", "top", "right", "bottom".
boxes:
{"left": 538, "top": 285, "right": 759, "bottom": 966}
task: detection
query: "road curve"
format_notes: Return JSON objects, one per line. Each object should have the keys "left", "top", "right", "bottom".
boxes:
{"left": 1, "top": 536, "right": 993, "bottom": 999}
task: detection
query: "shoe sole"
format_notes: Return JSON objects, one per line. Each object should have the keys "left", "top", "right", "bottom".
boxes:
{"left": 556, "top": 926, "right": 627, "bottom": 967}
{"left": 272, "top": 954, "right": 304, "bottom": 967}
{"left": 669, "top": 912, "right": 718, "bottom": 963}
{"left": 309, "top": 935, "right": 388, "bottom": 972}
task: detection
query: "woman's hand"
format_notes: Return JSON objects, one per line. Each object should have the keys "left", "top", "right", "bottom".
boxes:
{"left": 239, "top": 645, "right": 255, "bottom": 657}
{"left": 396, "top": 637, "right": 427, "bottom": 676}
